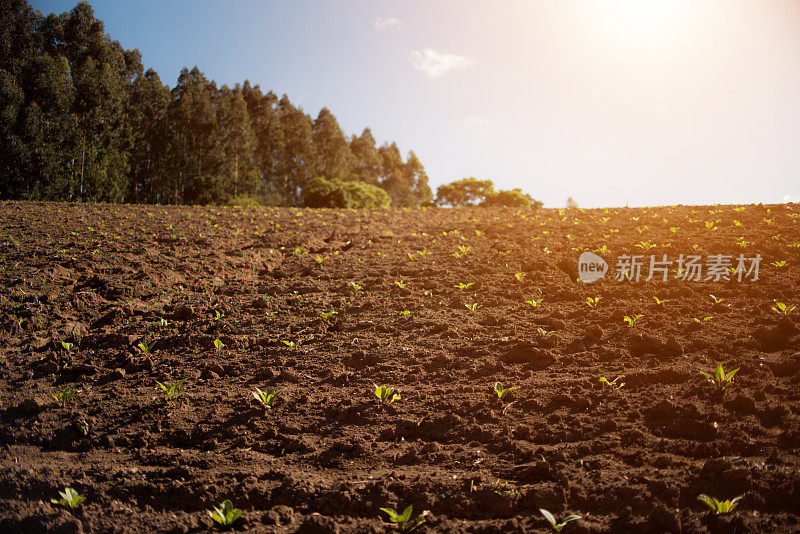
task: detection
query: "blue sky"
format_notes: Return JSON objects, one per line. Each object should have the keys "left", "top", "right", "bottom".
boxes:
{"left": 31, "top": 0, "right": 800, "bottom": 207}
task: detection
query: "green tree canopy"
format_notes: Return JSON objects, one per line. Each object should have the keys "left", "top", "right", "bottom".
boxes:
{"left": 0, "top": 0, "right": 438, "bottom": 208}
{"left": 436, "top": 178, "right": 495, "bottom": 207}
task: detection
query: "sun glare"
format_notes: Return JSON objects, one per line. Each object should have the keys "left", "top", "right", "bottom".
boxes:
{"left": 579, "top": 0, "right": 696, "bottom": 54}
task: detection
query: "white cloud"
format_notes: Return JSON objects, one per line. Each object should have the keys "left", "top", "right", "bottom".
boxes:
{"left": 374, "top": 17, "right": 403, "bottom": 31}
{"left": 466, "top": 115, "right": 491, "bottom": 127}
{"left": 782, "top": 194, "right": 800, "bottom": 203}
{"left": 464, "top": 115, "right": 492, "bottom": 137}
{"left": 465, "top": 115, "right": 491, "bottom": 136}
{"left": 409, "top": 48, "right": 476, "bottom": 78}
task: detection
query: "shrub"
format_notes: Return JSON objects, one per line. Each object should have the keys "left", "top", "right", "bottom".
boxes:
{"left": 436, "top": 178, "right": 495, "bottom": 207}
{"left": 227, "top": 195, "right": 263, "bottom": 207}
{"left": 303, "top": 177, "right": 391, "bottom": 209}
{"left": 482, "top": 189, "right": 542, "bottom": 208}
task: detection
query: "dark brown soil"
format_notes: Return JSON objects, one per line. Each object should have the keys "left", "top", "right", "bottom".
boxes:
{"left": 1, "top": 200, "right": 799, "bottom": 533}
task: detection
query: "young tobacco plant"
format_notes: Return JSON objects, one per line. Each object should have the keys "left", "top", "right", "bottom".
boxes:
{"left": 315, "top": 255, "right": 329, "bottom": 268}
{"left": 598, "top": 375, "right": 625, "bottom": 390}
{"left": 700, "top": 364, "right": 739, "bottom": 390}
{"left": 709, "top": 294, "right": 724, "bottom": 304}
{"left": 585, "top": 296, "right": 602, "bottom": 308}
{"left": 318, "top": 310, "right": 338, "bottom": 321}
{"left": 652, "top": 296, "right": 670, "bottom": 306}
{"left": 137, "top": 340, "right": 155, "bottom": 354}
{"left": 525, "top": 298, "right": 544, "bottom": 308}
{"left": 373, "top": 383, "right": 400, "bottom": 405}
{"left": 252, "top": 387, "right": 285, "bottom": 409}
{"left": 380, "top": 505, "right": 427, "bottom": 532}
{"left": 208, "top": 499, "right": 244, "bottom": 527}
{"left": 455, "top": 282, "right": 474, "bottom": 290}
{"left": 539, "top": 508, "right": 582, "bottom": 532}
{"left": 771, "top": 301, "right": 795, "bottom": 316}
{"left": 493, "top": 382, "right": 519, "bottom": 400}
{"left": 213, "top": 338, "right": 225, "bottom": 351}
{"left": 514, "top": 272, "right": 526, "bottom": 282}
{"left": 623, "top": 314, "right": 643, "bottom": 327}
{"left": 155, "top": 379, "right": 187, "bottom": 401}
{"left": 60, "top": 341, "right": 76, "bottom": 353}
{"left": 52, "top": 387, "right": 77, "bottom": 407}
{"left": 698, "top": 494, "right": 743, "bottom": 514}
{"left": 51, "top": 487, "right": 85, "bottom": 511}
{"left": 465, "top": 303, "right": 482, "bottom": 313}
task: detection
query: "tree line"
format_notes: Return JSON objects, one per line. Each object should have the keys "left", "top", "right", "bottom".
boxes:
{"left": 0, "top": 0, "right": 433, "bottom": 207}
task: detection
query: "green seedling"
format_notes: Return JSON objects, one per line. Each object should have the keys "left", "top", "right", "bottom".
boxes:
{"left": 457, "top": 245, "right": 471, "bottom": 255}
{"left": 281, "top": 339, "right": 299, "bottom": 349}
{"left": 693, "top": 316, "right": 712, "bottom": 323}
{"left": 771, "top": 301, "right": 795, "bottom": 316}
{"left": 395, "top": 281, "right": 407, "bottom": 288}
{"left": 709, "top": 294, "right": 724, "bottom": 304}
{"left": 398, "top": 310, "right": 411, "bottom": 316}
{"left": 155, "top": 379, "right": 187, "bottom": 401}
{"left": 515, "top": 272, "right": 526, "bottom": 282}
{"left": 465, "top": 303, "right": 482, "bottom": 313}
{"left": 525, "top": 298, "right": 544, "bottom": 307}
{"left": 455, "top": 282, "right": 474, "bottom": 290}
{"left": 623, "top": 314, "right": 643, "bottom": 327}
{"left": 380, "top": 505, "right": 427, "bottom": 532}
{"left": 374, "top": 383, "right": 400, "bottom": 405}
{"left": 51, "top": 487, "right": 85, "bottom": 511}
{"left": 700, "top": 364, "right": 739, "bottom": 390}
{"left": 585, "top": 296, "right": 602, "bottom": 308}
{"left": 770, "top": 260, "right": 788, "bottom": 268}
{"left": 315, "top": 255, "right": 329, "bottom": 267}
{"left": 214, "top": 309, "right": 224, "bottom": 319}
{"left": 539, "top": 508, "right": 582, "bottom": 532}
{"left": 634, "top": 240, "right": 656, "bottom": 250}
{"left": 137, "top": 340, "right": 155, "bottom": 354}
{"left": 252, "top": 387, "right": 285, "bottom": 409}
{"left": 493, "top": 382, "right": 519, "bottom": 400}
{"left": 52, "top": 387, "right": 77, "bottom": 407}
{"left": 158, "top": 318, "right": 169, "bottom": 327}
{"left": 599, "top": 375, "right": 625, "bottom": 390}
{"left": 213, "top": 338, "right": 225, "bottom": 351}
{"left": 536, "top": 327, "right": 553, "bottom": 336}
{"left": 208, "top": 499, "right": 244, "bottom": 528}
{"left": 60, "top": 341, "right": 76, "bottom": 353}
{"left": 652, "top": 296, "right": 669, "bottom": 306}
{"left": 318, "top": 310, "right": 338, "bottom": 321}
{"left": 472, "top": 479, "right": 521, "bottom": 498}
{"left": 697, "top": 494, "right": 743, "bottom": 514}
{"left": 349, "top": 282, "right": 362, "bottom": 293}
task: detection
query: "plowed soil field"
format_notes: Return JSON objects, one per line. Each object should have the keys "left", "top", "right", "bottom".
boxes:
{"left": 1, "top": 201, "right": 799, "bottom": 533}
